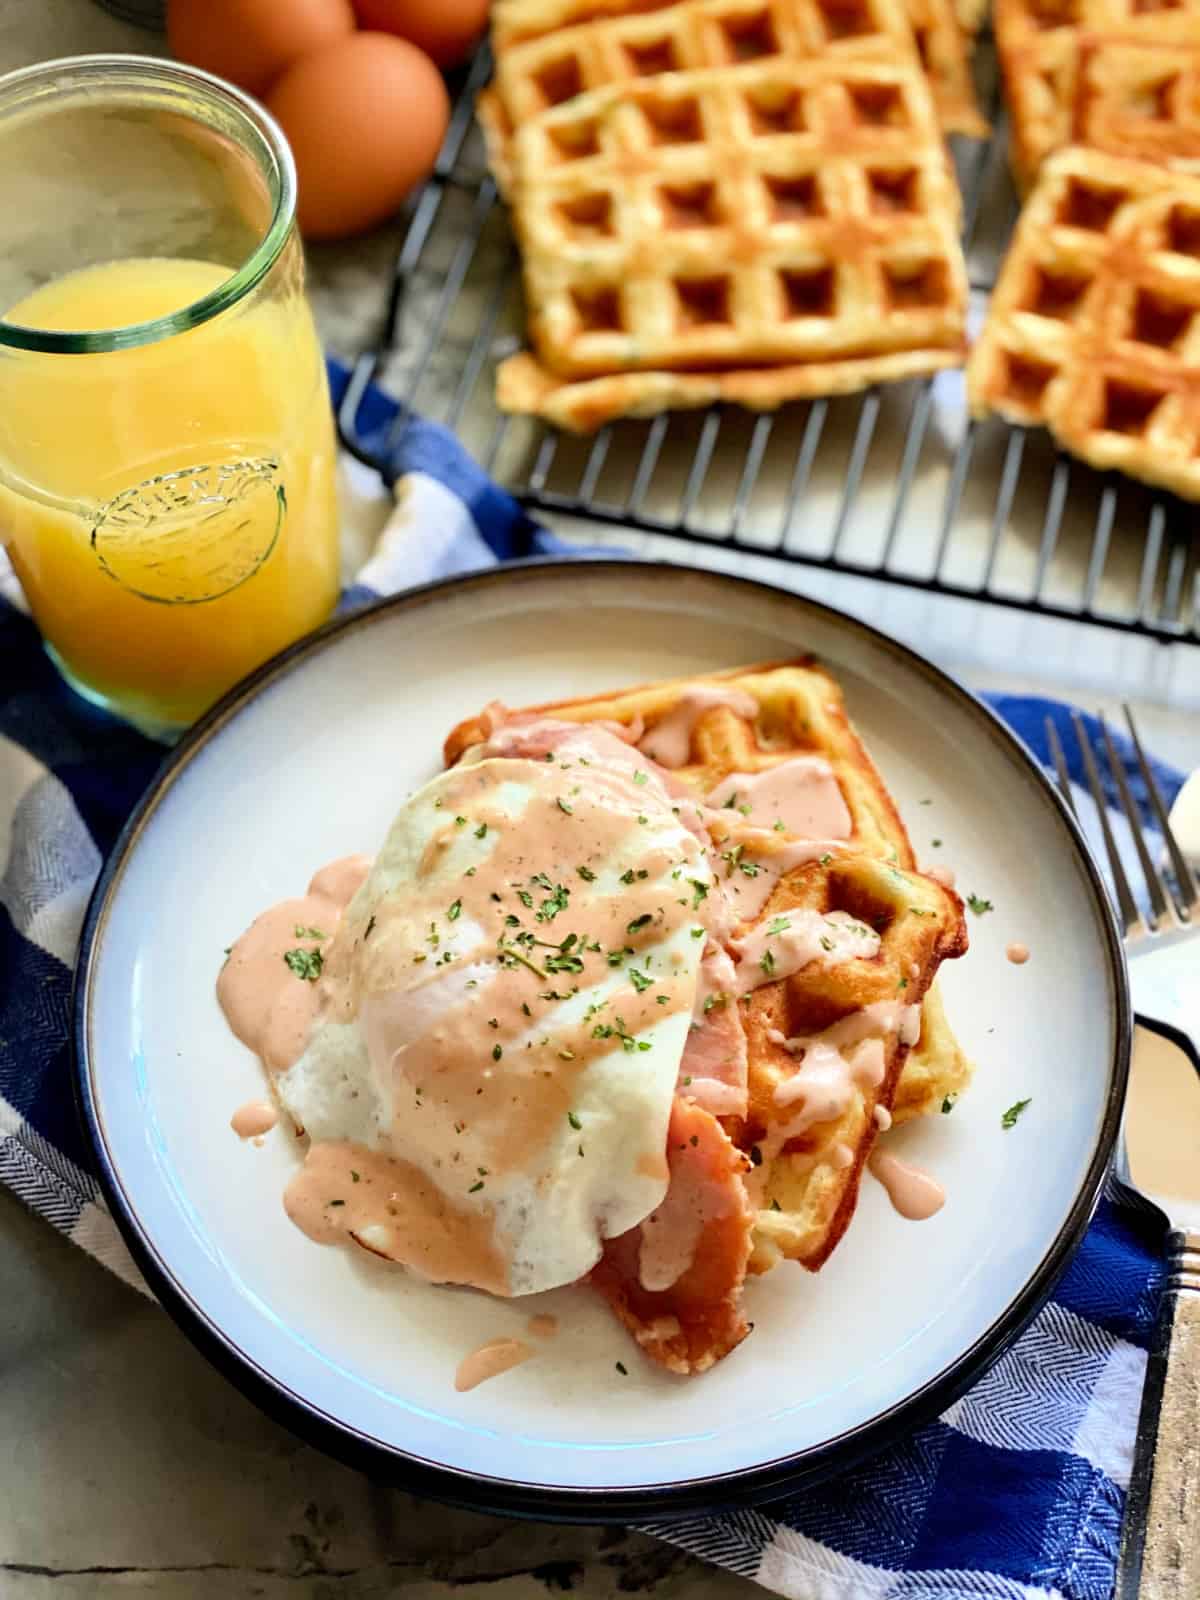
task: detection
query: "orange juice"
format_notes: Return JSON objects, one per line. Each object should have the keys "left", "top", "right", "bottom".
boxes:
{"left": 0, "top": 256, "right": 339, "bottom": 732}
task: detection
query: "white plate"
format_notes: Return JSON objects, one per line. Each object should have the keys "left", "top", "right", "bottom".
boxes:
{"left": 76, "top": 561, "right": 1129, "bottom": 1518}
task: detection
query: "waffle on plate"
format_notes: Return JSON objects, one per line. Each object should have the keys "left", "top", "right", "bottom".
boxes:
{"left": 995, "top": 0, "right": 1200, "bottom": 186}
{"left": 445, "top": 660, "right": 970, "bottom": 1372}
{"left": 967, "top": 143, "right": 1200, "bottom": 503}
{"left": 489, "top": 56, "right": 970, "bottom": 431}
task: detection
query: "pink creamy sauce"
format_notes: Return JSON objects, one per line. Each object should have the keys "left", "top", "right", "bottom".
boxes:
{"left": 638, "top": 686, "right": 759, "bottom": 769}
{"left": 705, "top": 758, "right": 853, "bottom": 839}
{"left": 1007, "top": 942, "right": 1030, "bottom": 965}
{"left": 715, "top": 834, "right": 845, "bottom": 922}
{"left": 732, "top": 909, "right": 881, "bottom": 992}
{"left": 230, "top": 1100, "right": 278, "bottom": 1138}
{"left": 454, "top": 1337, "right": 534, "bottom": 1392}
{"left": 756, "top": 1002, "right": 920, "bottom": 1180}
{"left": 217, "top": 855, "right": 372, "bottom": 1074}
{"left": 868, "top": 1150, "right": 945, "bottom": 1220}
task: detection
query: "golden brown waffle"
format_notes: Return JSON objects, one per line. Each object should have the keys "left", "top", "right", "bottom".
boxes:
{"left": 490, "top": 58, "right": 970, "bottom": 430}
{"left": 967, "top": 144, "right": 1200, "bottom": 502}
{"left": 995, "top": 0, "right": 1200, "bottom": 185}
{"left": 486, "top": 0, "right": 985, "bottom": 141}
{"left": 1073, "top": 30, "right": 1200, "bottom": 171}
{"left": 445, "top": 658, "right": 971, "bottom": 1280}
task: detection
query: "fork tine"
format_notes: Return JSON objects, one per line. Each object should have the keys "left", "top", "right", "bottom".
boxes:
{"left": 1098, "top": 713, "right": 1170, "bottom": 928}
{"left": 1045, "top": 716, "right": 1076, "bottom": 815}
{"left": 1071, "top": 711, "right": 1142, "bottom": 937}
{"left": 1123, "top": 703, "right": 1200, "bottom": 919}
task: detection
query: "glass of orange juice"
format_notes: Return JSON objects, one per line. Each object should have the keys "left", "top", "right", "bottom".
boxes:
{"left": 0, "top": 55, "right": 340, "bottom": 737}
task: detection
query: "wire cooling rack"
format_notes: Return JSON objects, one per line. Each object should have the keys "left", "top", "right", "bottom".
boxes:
{"left": 336, "top": 40, "right": 1200, "bottom": 646}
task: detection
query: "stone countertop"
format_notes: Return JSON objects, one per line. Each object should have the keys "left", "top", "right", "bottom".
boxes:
{"left": 2, "top": 7, "right": 1199, "bottom": 1599}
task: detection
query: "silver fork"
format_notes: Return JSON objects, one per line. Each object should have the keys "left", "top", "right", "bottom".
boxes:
{"left": 1046, "top": 706, "right": 1200, "bottom": 1600}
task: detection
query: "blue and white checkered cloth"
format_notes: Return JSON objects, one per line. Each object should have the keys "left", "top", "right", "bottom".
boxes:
{"left": 0, "top": 366, "right": 1179, "bottom": 1600}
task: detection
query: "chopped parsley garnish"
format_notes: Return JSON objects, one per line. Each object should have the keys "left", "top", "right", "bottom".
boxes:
{"left": 681, "top": 1075, "right": 692, "bottom": 1086}
{"left": 819, "top": 852, "right": 833, "bottom": 865}
{"left": 615, "top": 1361, "right": 628, "bottom": 1375}
{"left": 283, "top": 947, "right": 323, "bottom": 982}
{"left": 364, "top": 915, "right": 376, "bottom": 940}
{"left": 627, "top": 913, "right": 652, "bottom": 935}
{"left": 819, "top": 935, "right": 834, "bottom": 951}
{"left": 536, "top": 881, "right": 570, "bottom": 922}
{"left": 759, "top": 949, "right": 776, "bottom": 977}
{"left": 967, "top": 894, "right": 994, "bottom": 916}
{"left": 1001, "top": 1097, "right": 1031, "bottom": 1129}
{"left": 703, "top": 991, "right": 728, "bottom": 1013}
{"left": 545, "top": 948, "right": 584, "bottom": 974}
{"left": 897, "top": 977, "right": 908, "bottom": 990}
{"left": 447, "top": 898, "right": 462, "bottom": 921}
{"left": 351, "top": 1170, "right": 360, "bottom": 1182}
{"left": 492, "top": 1044, "right": 503, "bottom": 1061}
{"left": 475, "top": 822, "right": 488, "bottom": 839}
{"left": 766, "top": 916, "right": 791, "bottom": 936}
{"left": 633, "top": 771, "right": 648, "bottom": 786}
{"left": 328, "top": 1199, "right": 345, "bottom": 1207}
{"left": 931, "top": 838, "right": 942, "bottom": 848}
{"left": 689, "top": 878, "right": 709, "bottom": 909}
{"left": 557, "top": 797, "right": 573, "bottom": 815}
{"left": 690, "top": 926, "right": 704, "bottom": 940}
{"left": 637, "top": 814, "right": 648, "bottom": 825}
{"left": 724, "top": 792, "right": 739, "bottom": 808}
{"left": 454, "top": 815, "right": 468, "bottom": 827}
{"left": 293, "top": 924, "right": 326, "bottom": 940}
{"left": 629, "top": 968, "right": 653, "bottom": 992}
{"left": 577, "top": 865, "right": 596, "bottom": 882}
{"left": 567, "top": 1110, "right": 582, "bottom": 1130}
{"left": 468, "top": 1180, "right": 485, "bottom": 1193}
{"left": 941, "top": 1095, "right": 956, "bottom": 1114}
{"left": 773, "top": 820, "right": 787, "bottom": 832}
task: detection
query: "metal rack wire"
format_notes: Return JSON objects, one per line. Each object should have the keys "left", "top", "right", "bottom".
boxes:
{"left": 337, "top": 41, "right": 1200, "bottom": 646}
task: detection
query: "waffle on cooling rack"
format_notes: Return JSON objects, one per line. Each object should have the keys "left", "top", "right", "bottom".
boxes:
{"left": 1074, "top": 31, "right": 1200, "bottom": 171}
{"left": 446, "top": 660, "right": 970, "bottom": 1304}
{"left": 489, "top": 57, "right": 970, "bottom": 431}
{"left": 484, "top": 0, "right": 985, "bottom": 148}
{"left": 968, "top": 144, "right": 1200, "bottom": 502}
{"left": 995, "top": 0, "right": 1200, "bottom": 185}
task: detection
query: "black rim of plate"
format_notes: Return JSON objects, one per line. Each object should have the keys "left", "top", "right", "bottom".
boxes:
{"left": 73, "top": 558, "right": 1132, "bottom": 1522}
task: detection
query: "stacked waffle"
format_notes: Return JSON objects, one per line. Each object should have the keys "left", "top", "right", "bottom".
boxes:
{"left": 970, "top": 0, "right": 1200, "bottom": 498}
{"left": 446, "top": 660, "right": 970, "bottom": 1373}
{"left": 481, "top": 0, "right": 983, "bottom": 429}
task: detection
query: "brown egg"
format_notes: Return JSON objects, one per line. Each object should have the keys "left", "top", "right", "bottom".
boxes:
{"left": 265, "top": 34, "right": 450, "bottom": 241}
{"left": 166, "top": 0, "right": 356, "bottom": 97}
{"left": 351, "top": 0, "right": 490, "bottom": 67}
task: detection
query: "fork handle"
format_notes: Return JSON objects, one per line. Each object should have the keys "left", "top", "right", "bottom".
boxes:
{"left": 1117, "top": 1229, "right": 1200, "bottom": 1600}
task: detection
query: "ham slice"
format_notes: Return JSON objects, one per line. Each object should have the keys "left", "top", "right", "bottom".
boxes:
{"left": 590, "top": 1098, "right": 754, "bottom": 1374}
{"left": 678, "top": 944, "right": 748, "bottom": 1118}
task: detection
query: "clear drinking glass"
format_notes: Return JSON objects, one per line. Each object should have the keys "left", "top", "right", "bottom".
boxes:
{"left": 0, "top": 55, "right": 340, "bottom": 737}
